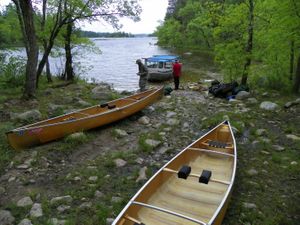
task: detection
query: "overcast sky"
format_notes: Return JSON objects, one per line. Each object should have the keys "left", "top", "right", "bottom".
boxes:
{"left": 0, "top": 0, "right": 168, "bottom": 34}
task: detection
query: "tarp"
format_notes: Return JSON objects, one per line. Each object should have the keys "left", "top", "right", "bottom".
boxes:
{"left": 145, "top": 55, "right": 179, "bottom": 63}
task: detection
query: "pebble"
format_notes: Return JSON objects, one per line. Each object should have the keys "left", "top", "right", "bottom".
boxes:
{"left": 17, "top": 197, "right": 33, "bottom": 207}
{"left": 106, "top": 218, "right": 114, "bottom": 225}
{"left": 18, "top": 219, "right": 33, "bottom": 225}
{"left": 30, "top": 203, "right": 43, "bottom": 218}
{"left": 243, "top": 202, "right": 257, "bottom": 209}
{"left": 247, "top": 169, "right": 258, "bottom": 176}
{"left": 114, "top": 159, "right": 127, "bottom": 167}
{"left": 50, "top": 195, "right": 73, "bottom": 205}
{"left": 136, "top": 166, "right": 147, "bottom": 183}
{"left": 88, "top": 176, "right": 98, "bottom": 182}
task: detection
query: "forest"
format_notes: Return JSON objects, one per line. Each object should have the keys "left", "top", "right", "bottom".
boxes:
{"left": 156, "top": 0, "right": 300, "bottom": 93}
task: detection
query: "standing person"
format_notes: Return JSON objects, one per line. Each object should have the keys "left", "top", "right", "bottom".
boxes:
{"left": 136, "top": 59, "right": 148, "bottom": 92}
{"left": 172, "top": 59, "right": 182, "bottom": 90}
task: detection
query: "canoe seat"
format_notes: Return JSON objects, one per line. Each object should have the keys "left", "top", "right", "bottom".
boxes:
{"left": 100, "top": 103, "right": 108, "bottom": 108}
{"left": 208, "top": 140, "right": 228, "bottom": 148}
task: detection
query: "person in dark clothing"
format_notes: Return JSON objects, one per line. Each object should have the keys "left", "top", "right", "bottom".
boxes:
{"left": 136, "top": 59, "right": 148, "bottom": 92}
{"left": 172, "top": 60, "right": 182, "bottom": 90}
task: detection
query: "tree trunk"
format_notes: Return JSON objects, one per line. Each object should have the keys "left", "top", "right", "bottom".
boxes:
{"left": 64, "top": 21, "right": 74, "bottom": 80}
{"left": 241, "top": 0, "right": 254, "bottom": 86}
{"left": 290, "top": 40, "right": 294, "bottom": 81}
{"left": 41, "top": 0, "right": 52, "bottom": 83}
{"left": 293, "top": 55, "right": 300, "bottom": 93}
{"left": 14, "top": 0, "right": 39, "bottom": 98}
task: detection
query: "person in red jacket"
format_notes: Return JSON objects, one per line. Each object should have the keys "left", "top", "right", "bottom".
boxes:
{"left": 172, "top": 60, "right": 182, "bottom": 90}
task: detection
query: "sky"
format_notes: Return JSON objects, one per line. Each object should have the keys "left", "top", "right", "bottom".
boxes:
{"left": 0, "top": 0, "right": 168, "bottom": 34}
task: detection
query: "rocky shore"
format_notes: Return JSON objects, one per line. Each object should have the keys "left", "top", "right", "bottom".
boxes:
{"left": 0, "top": 82, "right": 299, "bottom": 225}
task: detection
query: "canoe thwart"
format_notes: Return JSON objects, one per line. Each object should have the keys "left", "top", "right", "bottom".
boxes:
{"left": 132, "top": 201, "right": 207, "bottom": 225}
{"left": 188, "top": 147, "right": 234, "bottom": 157}
{"left": 164, "top": 167, "right": 230, "bottom": 185}
{"left": 124, "top": 215, "right": 145, "bottom": 225}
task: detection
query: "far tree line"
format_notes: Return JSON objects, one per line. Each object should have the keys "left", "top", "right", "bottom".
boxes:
{"left": 0, "top": 0, "right": 141, "bottom": 99}
{"left": 157, "top": 0, "right": 300, "bottom": 94}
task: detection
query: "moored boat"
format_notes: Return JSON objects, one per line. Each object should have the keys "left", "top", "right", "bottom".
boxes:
{"left": 6, "top": 87, "right": 164, "bottom": 150}
{"left": 144, "top": 55, "right": 179, "bottom": 81}
{"left": 112, "top": 121, "right": 236, "bottom": 225}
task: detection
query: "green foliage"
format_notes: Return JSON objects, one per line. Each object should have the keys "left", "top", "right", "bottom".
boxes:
{"left": 0, "top": 54, "right": 26, "bottom": 88}
{"left": 157, "top": 0, "right": 300, "bottom": 92}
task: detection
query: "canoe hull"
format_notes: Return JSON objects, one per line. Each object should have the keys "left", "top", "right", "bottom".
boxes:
{"left": 7, "top": 88, "right": 163, "bottom": 150}
{"left": 113, "top": 121, "right": 236, "bottom": 225}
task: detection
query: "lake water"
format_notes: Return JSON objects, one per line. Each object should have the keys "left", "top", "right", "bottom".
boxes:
{"left": 51, "top": 37, "right": 170, "bottom": 91}
{"left": 7, "top": 37, "right": 217, "bottom": 91}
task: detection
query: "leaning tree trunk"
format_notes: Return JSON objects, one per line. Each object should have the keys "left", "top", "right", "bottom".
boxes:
{"left": 64, "top": 21, "right": 74, "bottom": 80}
{"left": 241, "top": 0, "right": 254, "bottom": 86}
{"left": 293, "top": 55, "right": 300, "bottom": 93}
{"left": 14, "top": 0, "right": 39, "bottom": 98}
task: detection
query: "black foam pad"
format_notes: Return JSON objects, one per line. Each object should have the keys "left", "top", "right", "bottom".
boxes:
{"left": 178, "top": 165, "right": 191, "bottom": 179}
{"left": 108, "top": 105, "right": 116, "bottom": 109}
{"left": 199, "top": 170, "right": 212, "bottom": 184}
{"left": 100, "top": 103, "right": 108, "bottom": 108}
{"left": 134, "top": 223, "right": 145, "bottom": 225}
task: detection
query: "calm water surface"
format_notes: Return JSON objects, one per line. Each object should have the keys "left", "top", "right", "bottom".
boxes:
{"left": 75, "top": 37, "right": 170, "bottom": 91}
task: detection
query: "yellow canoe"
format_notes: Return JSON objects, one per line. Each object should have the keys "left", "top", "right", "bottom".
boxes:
{"left": 113, "top": 121, "right": 236, "bottom": 225}
{"left": 6, "top": 87, "right": 164, "bottom": 150}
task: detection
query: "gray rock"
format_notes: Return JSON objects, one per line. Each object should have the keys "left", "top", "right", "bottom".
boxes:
{"left": 79, "top": 202, "right": 92, "bottom": 209}
{"left": 243, "top": 202, "right": 257, "bottom": 209}
{"left": 106, "top": 218, "right": 115, "bottom": 225}
{"left": 30, "top": 203, "right": 43, "bottom": 218}
{"left": 296, "top": 98, "right": 300, "bottom": 103}
{"left": 255, "top": 129, "right": 267, "bottom": 136}
{"left": 138, "top": 116, "right": 150, "bottom": 125}
{"left": 286, "top": 134, "right": 300, "bottom": 141}
{"left": 18, "top": 219, "right": 33, "bottom": 225}
{"left": 17, "top": 164, "right": 30, "bottom": 169}
{"left": 235, "top": 91, "right": 250, "bottom": 100}
{"left": 114, "top": 158, "right": 127, "bottom": 167}
{"left": 0, "top": 210, "right": 15, "bottom": 225}
{"left": 291, "top": 161, "right": 298, "bottom": 165}
{"left": 16, "top": 110, "right": 42, "bottom": 122}
{"left": 17, "top": 197, "right": 33, "bottom": 207}
{"left": 91, "top": 86, "right": 111, "bottom": 100}
{"left": 48, "top": 104, "right": 65, "bottom": 114}
{"left": 114, "top": 129, "right": 128, "bottom": 137}
{"left": 67, "top": 132, "right": 86, "bottom": 141}
{"left": 272, "top": 145, "right": 285, "bottom": 152}
{"left": 136, "top": 166, "right": 147, "bottom": 182}
{"left": 77, "top": 99, "right": 92, "bottom": 107}
{"left": 50, "top": 195, "right": 73, "bottom": 205}
{"left": 166, "top": 118, "right": 180, "bottom": 126}
{"left": 166, "top": 111, "right": 177, "bottom": 118}
{"left": 95, "top": 190, "right": 104, "bottom": 198}
{"left": 57, "top": 205, "right": 70, "bottom": 213}
{"left": 111, "top": 197, "right": 122, "bottom": 203}
{"left": 49, "top": 218, "right": 66, "bottom": 225}
{"left": 88, "top": 176, "right": 98, "bottom": 182}
{"left": 260, "top": 101, "right": 279, "bottom": 111}
{"left": 247, "top": 98, "right": 258, "bottom": 104}
{"left": 247, "top": 169, "right": 258, "bottom": 176}
{"left": 145, "top": 139, "right": 161, "bottom": 148}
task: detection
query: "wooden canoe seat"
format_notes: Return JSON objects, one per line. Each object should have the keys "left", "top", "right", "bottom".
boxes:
{"left": 202, "top": 139, "right": 233, "bottom": 149}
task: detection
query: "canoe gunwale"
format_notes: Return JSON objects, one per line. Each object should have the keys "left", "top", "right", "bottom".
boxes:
{"left": 7, "top": 87, "right": 163, "bottom": 133}
{"left": 112, "top": 120, "right": 237, "bottom": 225}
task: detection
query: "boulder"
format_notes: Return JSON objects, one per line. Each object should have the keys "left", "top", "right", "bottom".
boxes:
{"left": 259, "top": 101, "right": 279, "bottom": 111}
{"left": 91, "top": 85, "right": 111, "bottom": 100}
{"left": 0, "top": 210, "right": 15, "bottom": 225}
{"left": 235, "top": 91, "right": 250, "bottom": 100}
{"left": 16, "top": 110, "right": 42, "bottom": 122}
